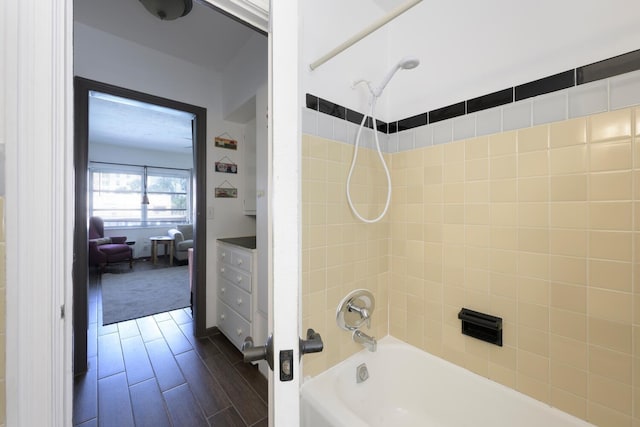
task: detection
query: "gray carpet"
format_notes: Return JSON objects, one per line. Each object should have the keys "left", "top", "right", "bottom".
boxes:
{"left": 101, "top": 265, "right": 190, "bottom": 325}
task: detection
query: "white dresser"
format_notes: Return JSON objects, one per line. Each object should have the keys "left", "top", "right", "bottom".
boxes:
{"left": 216, "top": 238, "right": 257, "bottom": 351}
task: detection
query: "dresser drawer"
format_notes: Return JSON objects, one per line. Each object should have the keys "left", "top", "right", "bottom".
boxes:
{"left": 218, "top": 278, "right": 252, "bottom": 321}
{"left": 218, "top": 244, "right": 253, "bottom": 273}
{"left": 219, "top": 264, "right": 251, "bottom": 293}
{"left": 217, "top": 246, "right": 231, "bottom": 263}
{"left": 231, "top": 250, "right": 252, "bottom": 273}
{"left": 217, "top": 299, "right": 251, "bottom": 351}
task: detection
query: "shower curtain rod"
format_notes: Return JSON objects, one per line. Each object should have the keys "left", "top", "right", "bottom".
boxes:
{"left": 309, "top": 0, "right": 423, "bottom": 71}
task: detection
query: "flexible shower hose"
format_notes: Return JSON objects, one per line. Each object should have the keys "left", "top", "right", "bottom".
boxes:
{"left": 346, "top": 96, "right": 392, "bottom": 223}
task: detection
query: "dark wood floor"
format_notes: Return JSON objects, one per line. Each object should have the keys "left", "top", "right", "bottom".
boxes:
{"left": 73, "top": 260, "right": 268, "bottom": 427}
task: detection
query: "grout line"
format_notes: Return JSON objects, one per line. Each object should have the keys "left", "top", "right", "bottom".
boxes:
{"left": 80, "top": 269, "right": 267, "bottom": 427}
{"left": 631, "top": 108, "right": 636, "bottom": 424}
{"left": 248, "top": 417, "right": 268, "bottom": 427}
{"left": 585, "top": 113, "right": 592, "bottom": 421}
{"left": 207, "top": 335, "right": 267, "bottom": 421}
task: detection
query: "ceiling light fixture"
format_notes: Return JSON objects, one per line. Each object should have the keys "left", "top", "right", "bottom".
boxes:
{"left": 138, "top": 0, "right": 193, "bottom": 21}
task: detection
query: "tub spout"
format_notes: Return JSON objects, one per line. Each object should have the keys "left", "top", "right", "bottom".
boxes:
{"left": 353, "top": 329, "right": 377, "bottom": 352}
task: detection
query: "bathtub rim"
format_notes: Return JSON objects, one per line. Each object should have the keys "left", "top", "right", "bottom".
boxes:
{"left": 300, "top": 334, "right": 594, "bottom": 427}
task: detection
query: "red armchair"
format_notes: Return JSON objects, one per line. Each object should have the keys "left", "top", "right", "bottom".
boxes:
{"left": 88, "top": 216, "right": 133, "bottom": 272}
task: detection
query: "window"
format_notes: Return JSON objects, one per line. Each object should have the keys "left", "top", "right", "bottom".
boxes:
{"left": 89, "top": 163, "right": 192, "bottom": 227}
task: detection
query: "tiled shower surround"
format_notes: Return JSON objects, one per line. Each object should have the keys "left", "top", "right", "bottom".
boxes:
{"left": 302, "top": 70, "right": 640, "bottom": 425}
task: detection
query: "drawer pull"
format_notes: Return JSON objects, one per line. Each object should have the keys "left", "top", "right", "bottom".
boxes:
{"left": 236, "top": 276, "right": 242, "bottom": 282}
{"left": 236, "top": 298, "right": 243, "bottom": 305}
{"left": 221, "top": 251, "right": 226, "bottom": 258}
{"left": 221, "top": 287, "right": 226, "bottom": 293}
{"left": 220, "top": 267, "right": 225, "bottom": 273}
{"left": 237, "top": 329, "right": 243, "bottom": 336}
{"left": 237, "top": 259, "right": 243, "bottom": 265}
{"left": 220, "top": 314, "right": 226, "bottom": 320}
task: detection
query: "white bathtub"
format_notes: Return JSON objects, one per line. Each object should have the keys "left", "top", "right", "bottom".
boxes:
{"left": 301, "top": 336, "right": 593, "bottom": 427}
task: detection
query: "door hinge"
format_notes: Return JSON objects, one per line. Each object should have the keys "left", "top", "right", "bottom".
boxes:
{"left": 60, "top": 304, "right": 65, "bottom": 319}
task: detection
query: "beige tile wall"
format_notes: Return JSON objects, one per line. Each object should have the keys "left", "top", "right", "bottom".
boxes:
{"left": 301, "top": 134, "right": 389, "bottom": 376}
{"left": 302, "top": 108, "right": 640, "bottom": 426}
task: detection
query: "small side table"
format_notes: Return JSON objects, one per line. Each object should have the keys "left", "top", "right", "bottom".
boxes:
{"left": 149, "top": 236, "right": 174, "bottom": 266}
{"left": 125, "top": 241, "right": 136, "bottom": 261}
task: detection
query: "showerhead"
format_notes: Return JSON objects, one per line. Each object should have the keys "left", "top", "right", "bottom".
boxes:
{"left": 399, "top": 57, "right": 420, "bottom": 70}
{"left": 374, "top": 56, "right": 420, "bottom": 97}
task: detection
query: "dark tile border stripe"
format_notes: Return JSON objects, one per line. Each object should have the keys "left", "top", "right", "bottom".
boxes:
{"left": 577, "top": 49, "right": 640, "bottom": 84}
{"left": 318, "top": 97, "right": 346, "bottom": 119}
{"left": 306, "top": 48, "right": 640, "bottom": 135}
{"left": 346, "top": 108, "right": 375, "bottom": 128}
{"left": 305, "top": 94, "right": 318, "bottom": 111}
{"left": 429, "top": 101, "right": 466, "bottom": 124}
{"left": 514, "top": 70, "right": 575, "bottom": 101}
{"left": 397, "top": 113, "right": 427, "bottom": 132}
{"left": 467, "top": 88, "right": 513, "bottom": 113}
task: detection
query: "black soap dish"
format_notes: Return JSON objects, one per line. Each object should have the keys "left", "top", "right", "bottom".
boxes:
{"left": 457, "top": 308, "right": 502, "bottom": 346}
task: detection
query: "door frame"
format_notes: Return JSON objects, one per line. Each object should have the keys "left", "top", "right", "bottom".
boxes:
{"left": 5, "top": 0, "right": 302, "bottom": 424}
{"left": 73, "top": 77, "right": 208, "bottom": 374}
{"left": 269, "top": 0, "right": 302, "bottom": 425}
{"left": 200, "top": 0, "right": 302, "bottom": 425}
{"left": 5, "top": 0, "right": 75, "bottom": 424}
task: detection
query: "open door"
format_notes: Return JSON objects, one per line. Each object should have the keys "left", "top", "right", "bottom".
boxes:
{"left": 268, "top": 1, "right": 306, "bottom": 426}
{"left": 203, "top": 1, "right": 308, "bottom": 425}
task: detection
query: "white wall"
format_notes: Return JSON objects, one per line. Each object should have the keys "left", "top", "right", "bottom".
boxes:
{"left": 75, "top": 22, "right": 259, "bottom": 327}
{"left": 75, "top": 23, "right": 224, "bottom": 117}
{"left": 302, "top": 0, "right": 640, "bottom": 122}
{"left": 387, "top": 0, "right": 640, "bottom": 120}
{"left": 254, "top": 82, "right": 268, "bottom": 377}
{"left": 221, "top": 33, "right": 268, "bottom": 120}
{"left": 301, "top": 0, "right": 388, "bottom": 119}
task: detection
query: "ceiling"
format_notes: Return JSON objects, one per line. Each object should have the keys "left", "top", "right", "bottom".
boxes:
{"left": 88, "top": 92, "right": 195, "bottom": 153}
{"left": 303, "top": 0, "right": 640, "bottom": 122}
{"left": 75, "top": 0, "right": 259, "bottom": 153}
{"left": 80, "top": 0, "right": 640, "bottom": 150}
{"left": 74, "top": 0, "right": 256, "bottom": 73}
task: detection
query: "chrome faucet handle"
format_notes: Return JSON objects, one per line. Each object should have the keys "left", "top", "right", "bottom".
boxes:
{"left": 337, "top": 289, "right": 375, "bottom": 331}
{"left": 362, "top": 308, "right": 371, "bottom": 328}
{"left": 347, "top": 301, "right": 371, "bottom": 328}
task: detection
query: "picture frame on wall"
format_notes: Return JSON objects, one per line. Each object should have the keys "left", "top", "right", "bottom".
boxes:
{"left": 215, "top": 180, "right": 238, "bottom": 198}
{"left": 215, "top": 187, "right": 238, "bottom": 198}
{"left": 214, "top": 135, "right": 238, "bottom": 150}
{"left": 215, "top": 156, "right": 238, "bottom": 173}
